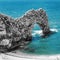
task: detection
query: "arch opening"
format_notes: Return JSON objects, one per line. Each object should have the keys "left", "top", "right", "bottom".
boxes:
{"left": 32, "top": 23, "right": 41, "bottom": 38}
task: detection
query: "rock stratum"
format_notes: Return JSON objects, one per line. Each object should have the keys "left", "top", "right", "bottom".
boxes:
{"left": 0, "top": 8, "right": 51, "bottom": 52}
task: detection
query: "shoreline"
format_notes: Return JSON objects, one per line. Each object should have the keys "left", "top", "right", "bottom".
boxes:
{"left": 1, "top": 52, "right": 60, "bottom": 60}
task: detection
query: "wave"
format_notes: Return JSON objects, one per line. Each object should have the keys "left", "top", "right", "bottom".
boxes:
{"left": 32, "top": 29, "right": 58, "bottom": 37}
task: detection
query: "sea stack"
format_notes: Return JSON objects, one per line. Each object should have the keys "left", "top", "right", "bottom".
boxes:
{"left": 0, "top": 8, "right": 51, "bottom": 52}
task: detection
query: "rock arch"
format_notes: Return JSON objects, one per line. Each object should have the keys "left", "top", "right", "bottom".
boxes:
{"left": 0, "top": 8, "right": 51, "bottom": 51}
{"left": 17, "top": 8, "right": 51, "bottom": 39}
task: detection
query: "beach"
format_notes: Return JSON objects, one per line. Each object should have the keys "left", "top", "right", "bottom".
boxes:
{"left": 0, "top": 52, "right": 60, "bottom": 60}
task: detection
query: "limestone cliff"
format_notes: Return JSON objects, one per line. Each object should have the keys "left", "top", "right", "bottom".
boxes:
{"left": 0, "top": 8, "right": 51, "bottom": 52}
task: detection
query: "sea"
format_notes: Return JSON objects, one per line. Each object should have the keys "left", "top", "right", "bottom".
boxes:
{"left": 0, "top": 1, "right": 60, "bottom": 55}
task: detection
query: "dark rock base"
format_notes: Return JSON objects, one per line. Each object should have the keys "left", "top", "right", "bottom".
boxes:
{"left": 42, "top": 31, "right": 55, "bottom": 38}
{"left": 0, "top": 36, "right": 32, "bottom": 53}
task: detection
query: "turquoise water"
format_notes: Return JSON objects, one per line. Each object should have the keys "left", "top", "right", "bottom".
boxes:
{"left": 0, "top": 1, "right": 60, "bottom": 55}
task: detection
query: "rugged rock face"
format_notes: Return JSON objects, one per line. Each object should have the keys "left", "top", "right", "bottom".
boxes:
{"left": 0, "top": 8, "right": 51, "bottom": 52}
{"left": 17, "top": 8, "right": 51, "bottom": 38}
{"left": 0, "top": 14, "right": 21, "bottom": 52}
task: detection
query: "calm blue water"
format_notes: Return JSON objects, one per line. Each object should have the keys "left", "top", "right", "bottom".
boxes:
{"left": 0, "top": 1, "right": 60, "bottom": 55}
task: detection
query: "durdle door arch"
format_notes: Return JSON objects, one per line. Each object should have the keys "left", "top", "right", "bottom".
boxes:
{"left": 0, "top": 8, "right": 51, "bottom": 52}
{"left": 17, "top": 8, "right": 51, "bottom": 38}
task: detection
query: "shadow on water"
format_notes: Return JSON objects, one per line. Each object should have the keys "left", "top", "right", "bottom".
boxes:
{"left": 9, "top": 24, "right": 60, "bottom": 55}
{"left": 20, "top": 30, "right": 60, "bottom": 55}
{"left": 19, "top": 23, "right": 60, "bottom": 55}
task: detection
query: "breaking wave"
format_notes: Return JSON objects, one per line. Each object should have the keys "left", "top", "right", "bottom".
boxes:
{"left": 32, "top": 29, "right": 58, "bottom": 37}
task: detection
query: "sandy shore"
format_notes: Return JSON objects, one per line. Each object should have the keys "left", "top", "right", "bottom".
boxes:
{"left": 0, "top": 51, "right": 60, "bottom": 60}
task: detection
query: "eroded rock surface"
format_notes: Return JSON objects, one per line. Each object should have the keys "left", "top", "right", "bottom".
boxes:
{"left": 0, "top": 8, "right": 51, "bottom": 52}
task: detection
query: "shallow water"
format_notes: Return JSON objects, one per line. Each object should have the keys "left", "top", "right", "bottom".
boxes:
{"left": 22, "top": 29, "right": 60, "bottom": 55}
{"left": 0, "top": 1, "right": 60, "bottom": 55}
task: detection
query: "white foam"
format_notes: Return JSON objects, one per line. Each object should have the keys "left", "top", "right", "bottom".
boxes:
{"left": 32, "top": 29, "right": 58, "bottom": 36}
{"left": 50, "top": 29, "right": 58, "bottom": 32}
{"left": 33, "top": 30, "right": 43, "bottom": 36}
